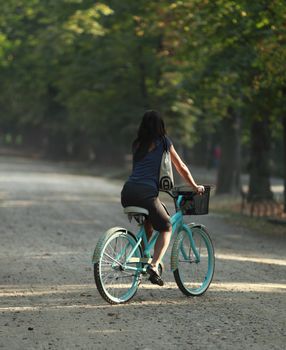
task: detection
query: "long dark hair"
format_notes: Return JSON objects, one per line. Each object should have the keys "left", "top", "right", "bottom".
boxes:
{"left": 132, "top": 110, "right": 166, "bottom": 162}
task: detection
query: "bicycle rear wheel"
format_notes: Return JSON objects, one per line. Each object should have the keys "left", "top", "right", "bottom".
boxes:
{"left": 172, "top": 225, "right": 215, "bottom": 296}
{"left": 93, "top": 228, "right": 142, "bottom": 304}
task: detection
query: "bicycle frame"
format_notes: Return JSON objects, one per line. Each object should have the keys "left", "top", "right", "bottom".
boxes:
{"left": 121, "top": 195, "right": 201, "bottom": 273}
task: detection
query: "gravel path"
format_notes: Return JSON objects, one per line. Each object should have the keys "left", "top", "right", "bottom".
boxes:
{"left": 0, "top": 156, "right": 285, "bottom": 350}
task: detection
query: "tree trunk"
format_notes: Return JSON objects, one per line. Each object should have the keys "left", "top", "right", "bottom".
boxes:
{"left": 283, "top": 115, "right": 286, "bottom": 212}
{"left": 46, "top": 131, "right": 68, "bottom": 159}
{"left": 137, "top": 44, "right": 149, "bottom": 109}
{"left": 248, "top": 118, "right": 273, "bottom": 201}
{"left": 216, "top": 107, "right": 241, "bottom": 194}
{"left": 22, "top": 127, "right": 45, "bottom": 149}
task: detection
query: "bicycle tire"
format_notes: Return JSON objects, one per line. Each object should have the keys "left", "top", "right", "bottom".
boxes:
{"left": 93, "top": 228, "right": 142, "bottom": 304}
{"left": 172, "top": 224, "right": 215, "bottom": 296}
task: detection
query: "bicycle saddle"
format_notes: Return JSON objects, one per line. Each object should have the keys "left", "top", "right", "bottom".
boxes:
{"left": 124, "top": 207, "right": 149, "bottom": 224}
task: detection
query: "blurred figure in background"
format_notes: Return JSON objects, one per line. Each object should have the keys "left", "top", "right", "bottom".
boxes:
{"left": 213, "top": 144, "right": 221, "bottom": 169}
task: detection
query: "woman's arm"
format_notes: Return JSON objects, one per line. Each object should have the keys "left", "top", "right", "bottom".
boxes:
{"left": 170, "top": 145, "right": 204, "bottom": 193}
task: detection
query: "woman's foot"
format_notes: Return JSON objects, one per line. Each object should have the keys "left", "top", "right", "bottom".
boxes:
{"left": 146, "top": 265, "right": 164, "bottom": 286}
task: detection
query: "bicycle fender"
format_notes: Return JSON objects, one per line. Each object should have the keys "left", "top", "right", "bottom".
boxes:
{"left": 185, "top": 222, "right": 207, "bottom": 231}
{"left": 170, "top": 223, "right": 207, "bottom": 271}
{"left": 92, "top": 227, "right": 127, "bottom": 264}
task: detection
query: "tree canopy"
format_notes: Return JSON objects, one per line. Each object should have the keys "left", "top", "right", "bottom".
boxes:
{"left": 0, "top": 0, "right": 285, "bottom": 201}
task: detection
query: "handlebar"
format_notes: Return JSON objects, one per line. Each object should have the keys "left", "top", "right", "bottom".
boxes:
{"left": 160, "top": 185, "right": 213, "bottom": 215}
{"left": 160, "top": 184, "right": 215, "bottom": 198}
{"left": 160, "top": 184, "right": 215, "bottom": 209}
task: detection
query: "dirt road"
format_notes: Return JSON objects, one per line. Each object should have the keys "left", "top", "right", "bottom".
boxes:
{"left": 0, "top": 156, "right": 285, "bottom": 350}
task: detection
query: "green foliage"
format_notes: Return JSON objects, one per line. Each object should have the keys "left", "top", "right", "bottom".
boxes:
{"left": 0, "top": 0, "right": 285, "bottom": 160}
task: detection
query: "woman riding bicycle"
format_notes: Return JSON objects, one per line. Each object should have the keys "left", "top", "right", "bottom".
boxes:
{"left": 121, "top": 110, "right": 204, "bottom": 286}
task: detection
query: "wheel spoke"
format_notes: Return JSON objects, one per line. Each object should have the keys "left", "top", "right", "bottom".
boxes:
{"left": 103, "top": 252, "right": 124, "bottom": 267}
{"left": 116, "top": 274, "right": 137, "bottom": 279}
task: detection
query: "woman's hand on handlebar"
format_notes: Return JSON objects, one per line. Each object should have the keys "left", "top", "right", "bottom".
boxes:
{"left": 195, "top": 185, "right": 205, "bottom": 194}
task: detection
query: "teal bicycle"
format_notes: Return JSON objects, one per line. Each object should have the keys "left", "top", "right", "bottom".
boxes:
{"left": 92, "top": 185, "right": 215, "bottom": 305}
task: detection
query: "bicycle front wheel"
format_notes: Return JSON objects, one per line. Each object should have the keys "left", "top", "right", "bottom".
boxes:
{"left": 172, "top": 225, "right": 215, "bottom": 296}
{"left": 93, "top": 228, "right": 142, "bottom": 304}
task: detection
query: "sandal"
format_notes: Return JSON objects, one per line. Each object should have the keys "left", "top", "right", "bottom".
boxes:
{"left": 146, "top": 265, "right": 164, "bottom": 286}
